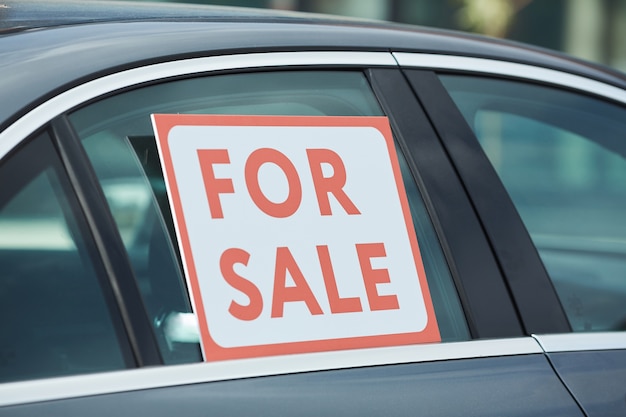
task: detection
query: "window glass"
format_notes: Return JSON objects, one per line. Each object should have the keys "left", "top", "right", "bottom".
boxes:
{"left": 69, "top": 70, "right": 468, "bottom": 351}
{"left": 441, "top": 75, "right": 626, "bottom": 332}
{"left": 0, "top": 133, "right": 130, "bottom": 382}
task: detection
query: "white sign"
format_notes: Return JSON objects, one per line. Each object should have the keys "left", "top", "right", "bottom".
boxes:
{"left": 152, "top": 114, "right": 440, "bottom": 361}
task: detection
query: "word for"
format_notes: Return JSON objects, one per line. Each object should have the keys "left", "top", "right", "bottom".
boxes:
{"left": 198, "top": 148, "right": 361, "bottom": 218}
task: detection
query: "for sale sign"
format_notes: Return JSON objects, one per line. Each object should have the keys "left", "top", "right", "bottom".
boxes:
{"left": 151, "top": 114, "right": 440, "bottom": 361}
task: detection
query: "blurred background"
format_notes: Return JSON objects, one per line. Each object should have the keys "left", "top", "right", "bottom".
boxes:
{"left": 120, "top": 0, "right": 626, "bottom": 72}
{"left": 123, "top": 0, "right": 626, "bottom": 72}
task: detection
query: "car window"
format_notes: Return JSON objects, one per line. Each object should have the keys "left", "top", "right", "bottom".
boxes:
{"left": 440, "top": 75, "right": 626, "bottom": 332}
{"left": 0, "top": 132, "right": 131, "bottom": 382}
{"left": 68, "top": 70, "right": 468, "bottom": 362}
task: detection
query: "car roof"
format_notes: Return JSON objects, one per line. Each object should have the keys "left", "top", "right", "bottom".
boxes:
{"left": 1, "top": 0, "right": 625, "bottom": 131}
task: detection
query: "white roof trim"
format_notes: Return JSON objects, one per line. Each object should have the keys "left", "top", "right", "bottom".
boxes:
{"left": 393, "top": 52, "right": 626, "bottom": 104}
{"left": 0, "top": 51, "right": 395, "bottom": 160}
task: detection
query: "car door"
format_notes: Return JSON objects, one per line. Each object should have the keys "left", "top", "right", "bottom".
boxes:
{"left": 400, "top": 53, "right": 626, "bottom": 417}
{"left": 0, "top": 51, "right": 583, "bottom": 416}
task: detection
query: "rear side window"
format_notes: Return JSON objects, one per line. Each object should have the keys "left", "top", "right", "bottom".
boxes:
{"left": 0, "top": 133, "right": 130, "bottom": 382}
{"left": 441, "top": 75, "right": 626, "bottom": 332}
{"left": 69, "top": 70, "right": 468, "bottom": 362}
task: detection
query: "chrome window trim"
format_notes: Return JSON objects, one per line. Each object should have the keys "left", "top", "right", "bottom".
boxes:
{"left": 533, "top": 332, "right": 626, "bottom": 353}
{"left": 0, "top": 337, "right": 540, "bottom": 407}
{"left": 0, "top": 51, "right": 395, "bottom": 161}
{"left": 393, "top": 53, "right": 626, "bottom": 105}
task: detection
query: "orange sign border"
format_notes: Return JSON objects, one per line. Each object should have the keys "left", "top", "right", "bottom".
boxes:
{"left": 152, "top": 114, "right": 441, "bottom": 361}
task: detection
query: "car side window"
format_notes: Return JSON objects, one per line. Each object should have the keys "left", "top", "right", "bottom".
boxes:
{"left": 0, "top": 132, "right": 131, "bottom": 382}
{"left": 440, "top": 75, "right": 626, "bottom": 332}
{"left": 68, "top": 70, "right": 469, "bottom": 360}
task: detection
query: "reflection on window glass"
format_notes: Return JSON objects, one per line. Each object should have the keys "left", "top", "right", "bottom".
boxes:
{"left": 70, "top": 70, "right": 468, "bottom": 350}
{"left": 0, "top": 134, "right": 129, "bottom": 382}
{"left": 441, "top": 75, "right": 626, "bottom": 332}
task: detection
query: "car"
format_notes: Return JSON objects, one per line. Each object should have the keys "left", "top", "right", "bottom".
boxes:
{"left": 0, "top": 0, "right": 625, "bottom": 415}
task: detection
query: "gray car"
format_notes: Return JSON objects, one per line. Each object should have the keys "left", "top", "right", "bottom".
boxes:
{"left": 1, "top": 1, "right": 625, "bottom": 416}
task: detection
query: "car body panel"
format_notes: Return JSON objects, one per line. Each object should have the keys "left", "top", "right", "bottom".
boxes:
{"left": 1, "top": 357, "right": 582, "bottom": 417}
{"left": 0, "top": 343, "right": 583, "bottom": 416}
{"left": 546, "top": 351, "right": 626, "bottom": 417}
{"left": 0, "top": 337, "right": 542, "bottom": 407}
{"left": 535, "top": 333, "right": 626, "bottom": 417}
